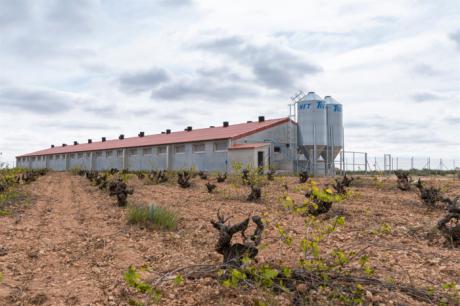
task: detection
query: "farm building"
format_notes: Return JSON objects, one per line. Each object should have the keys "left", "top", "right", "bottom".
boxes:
{"left": 16, "top": 92, "right": 344, "bottom": 175}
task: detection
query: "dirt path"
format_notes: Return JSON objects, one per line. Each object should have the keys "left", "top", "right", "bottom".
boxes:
{"left": 0, "top": 173, "right": 144, "bottom": 305}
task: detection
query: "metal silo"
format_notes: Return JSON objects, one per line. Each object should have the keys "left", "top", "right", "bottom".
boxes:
{"left": 297, "top": 92, "right": 327, "bottom": 174}
{"left": 323, "top": 96, "right": 344, "bottom": 167}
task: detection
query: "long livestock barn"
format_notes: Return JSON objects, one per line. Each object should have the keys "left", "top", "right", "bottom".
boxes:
{"left": 17, "top": 92, "right": 345, "bottom": 175}
{"left": 16, "top": 116, "right": 297, "bottom": 173}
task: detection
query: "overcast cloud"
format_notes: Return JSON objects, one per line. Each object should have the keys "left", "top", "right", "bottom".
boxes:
{"left": 0, "top": 0, "right": 459, "bottom": 166}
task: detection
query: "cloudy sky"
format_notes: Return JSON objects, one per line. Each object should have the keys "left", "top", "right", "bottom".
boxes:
{"left": 1, "top": 0, "right": 459, "bottom": 166}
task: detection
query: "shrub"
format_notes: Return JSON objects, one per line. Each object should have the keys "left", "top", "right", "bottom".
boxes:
{"left": 108, "top": 179, "right": 134, "bottom": 207}
{"left": 416, "top": 178, "right": 443, "bottom": 208}
{"left": 206, "top": 182, "right": 217, "bottom": 193}
{"left": 299, "top": 171, "right": 309, "bottom": 183}
{"left": 177, "top": 171, "right": 191, "bottom": 188}
{"left": 198, "top": 171, "right": 208, "bottom": 180}
{"left": 127, "top": 204, "right": 177, "bottom": 230}
{"left": 395, "top": 170, "right": 412, "bottom": 191}
{"left": 217, "top": 172, "right": 227, "bottom": 183}
{"left": 266, "top": 169, "right": 275, "bottom": 181}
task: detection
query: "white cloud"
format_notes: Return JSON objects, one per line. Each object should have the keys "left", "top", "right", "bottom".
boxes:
{"left": 0, "top": 0, "right": 459, "bottom": 166}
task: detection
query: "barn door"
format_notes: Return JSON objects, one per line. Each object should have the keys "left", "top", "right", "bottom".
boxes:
{"left": 257, "top": 151, "right": 264, "bottom": 168}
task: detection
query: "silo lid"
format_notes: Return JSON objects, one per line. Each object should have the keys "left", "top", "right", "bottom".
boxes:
{"left": 303, "top": 91, "right": 322, "bottom": 101}
{"left": 324, "top": 96, "right": 340, "bottom": 104}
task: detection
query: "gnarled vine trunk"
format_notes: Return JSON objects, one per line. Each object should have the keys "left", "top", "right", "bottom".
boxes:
{"left": 211, "top": 211, "right": 264, "bottom": 267}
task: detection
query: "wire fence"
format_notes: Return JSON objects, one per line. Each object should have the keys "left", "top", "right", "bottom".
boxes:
{"left": 336, "top": 151, "right": 459, "bottom": 174}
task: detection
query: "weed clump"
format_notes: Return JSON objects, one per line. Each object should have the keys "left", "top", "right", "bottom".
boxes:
{"left": 127, "top": 204, "right": 177, "bottom": 230}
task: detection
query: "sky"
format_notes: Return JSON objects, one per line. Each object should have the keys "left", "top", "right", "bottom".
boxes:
{"left": 0, "top": 0, "right": 459, "bottom": 167}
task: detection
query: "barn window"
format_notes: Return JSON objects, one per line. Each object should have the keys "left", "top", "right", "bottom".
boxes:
{"left": 117, "top": 150, "right": 123, "bottom": 157}
{"left": 175, "top": 145, "right": 185, "bottom": 154}
{"left": 128, "top": 148, "right": 138, "bottom": 156}
{"left": 86, "top": 152, "right": 91, "bottom": 158}
{"left": 274, "top": 146, "right": 281, "bottom": 153}
{"left": 106, "top": 150, "right": 113, "bottom": 157}
{"left": 49, "top": 155, "right": 53, "bottom": 160}
{"left": 70, "top": 153, "right": 75, "bottom": 158}
{"left": 143, "top": 148, "right": 152, "bottom": 155}
{"left": 158, "top": 146, "right": 167, "bottom": 154}
{"left": 96, "top": 151, "right": 102, "bottom": 157}
{"left": 77, "top": 152, "right": 83, "bottom": 158}
{"left": 31, "top": 157, "right": 36, "bottom": 161}
{"left": 192, "top": 143, "right": 206, "bottom": 153}
{"left": 214, "top": 141, "right": 228, "bottom": 151}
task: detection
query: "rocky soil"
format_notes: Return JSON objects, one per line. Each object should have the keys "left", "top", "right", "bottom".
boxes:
{"left": 0, "top": 172, "right": 459, "bottom": 305}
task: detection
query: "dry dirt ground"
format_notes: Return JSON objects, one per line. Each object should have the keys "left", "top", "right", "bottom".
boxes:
{"left": 0, "top": 172, "right": 459, "bottom": 305}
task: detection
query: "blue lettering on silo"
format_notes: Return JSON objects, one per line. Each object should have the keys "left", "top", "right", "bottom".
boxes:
{"left": 316, "top": 101, "right": 325, "bottom": 109}
{"left": 299, "top": 103, "right": 311, "bottom": 110}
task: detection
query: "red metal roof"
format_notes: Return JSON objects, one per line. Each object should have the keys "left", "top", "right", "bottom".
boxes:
{"left": 229, "top": 143, "right": 269, "bottom": 150}
{"left": 18, "top": 117, "right": 292, "bottom": 157}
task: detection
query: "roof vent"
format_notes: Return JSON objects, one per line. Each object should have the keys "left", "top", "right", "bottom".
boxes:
{"left": 166, "top": 129, "right": 171, "bottom": 134}
{"left": 223, "top": 121, "right": 229, "bottom": 128}
{"left": 73, "top": 141, "right": 78, "bottom": 145}
{"left": 62, "top": 143, "right": 67, "bottom": 147}
{"left": 102, "top": 137, "right": 106, "bottom": 142}
{"left": 161, "top": 132, "right": 165, "bottom": 134}
{"left": 186, "top": 126, "right": 192, "bottom": 132}
{"left": 138, "top": 131, "right": 145, "bottom": 137}
{"left": 51, "top": 144, "right": 55, "bottom": 148}
{"left": 247, "top": 120, "right": 253, "bottom": 123}
{"left": 88, "top": 139, "right": 92, "bottom": 144}
{"left": 119, "top": 134, "right": 124, "bottom": 140}
{"left": 210, "top": 126, "right": 215, "bottom": 128}
{"left": 258, "top": 116, "right": 265, "bottom": 122}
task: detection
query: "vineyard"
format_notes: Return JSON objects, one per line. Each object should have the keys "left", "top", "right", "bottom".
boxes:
{"left": 0, "top": 167, "right": 459, "bottom": 305}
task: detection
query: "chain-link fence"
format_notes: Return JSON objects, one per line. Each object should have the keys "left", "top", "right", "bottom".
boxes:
{"left": 336, "top": 151, "right": 459, "bottom": 174}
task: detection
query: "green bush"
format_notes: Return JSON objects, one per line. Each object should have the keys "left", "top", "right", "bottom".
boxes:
{"left": 127, "top": 204, "right": 177, "bottom": 230}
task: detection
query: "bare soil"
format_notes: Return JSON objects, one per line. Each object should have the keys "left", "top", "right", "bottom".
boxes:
{"left": 0, "top": 172, "right": 459, "bottom": 305}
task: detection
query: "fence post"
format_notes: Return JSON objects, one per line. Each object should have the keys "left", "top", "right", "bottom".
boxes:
{"left": 352, "top": 152, "right": 355, "bottom": 172}
{"left": 365, "top": 153, "right": 368, "bottom": 173}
